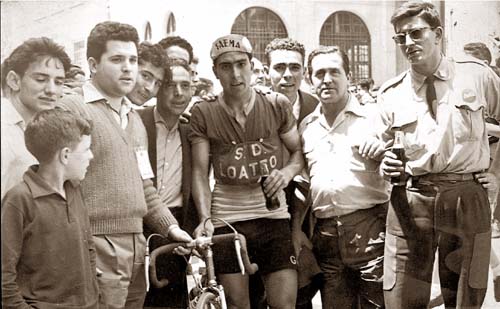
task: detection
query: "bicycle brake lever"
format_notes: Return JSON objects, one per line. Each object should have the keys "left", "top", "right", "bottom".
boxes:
{"left": 234, "top": 237, "right": 245, "bottom": 275}
{"left": 145, "top": 245, "right": 150, "bottom": 291}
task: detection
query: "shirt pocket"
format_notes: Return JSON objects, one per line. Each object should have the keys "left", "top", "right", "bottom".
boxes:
{"left": 452, "top": 101, "right": 485, "bottom": 143}
{"left": 392, "top": 109, "right": 425, "bottom": 159}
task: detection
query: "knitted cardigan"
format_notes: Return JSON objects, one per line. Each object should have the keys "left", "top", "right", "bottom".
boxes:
{"left": 60, "top": 94, "right": 178, "bottom": 236}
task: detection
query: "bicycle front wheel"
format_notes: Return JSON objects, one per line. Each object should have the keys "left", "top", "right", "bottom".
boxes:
{"left": 195, "top": 291, "right": 223, "bottom": 309}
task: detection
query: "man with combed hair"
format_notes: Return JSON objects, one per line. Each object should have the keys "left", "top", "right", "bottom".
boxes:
{"left": 139, "top": 61, "right": 197, "bottom": 308}
{"left": 379, "top": 2, "right": 500, "bottom": 307}
{"left": 1, "top": 37, "right": 71, "bottom": 199}
{"left": 128, "top": 42, "right": 168, "bottom": 106}
{"left": 60, "top": 21, "right": 192, "bottom": 309}
{"left": 265, "top": 37, "right": 321, "bottom": 309}
{"left": 265, "top": 37, "right": 318, "bottom": 124}
{"left": 300, "top": 45, "right": 387, "bottom": 308}
{"left": 190, "top": 34, "right": 303, "bottom": 309}
{"left": 158, "top": 35, "right": 193, "bottom": 65}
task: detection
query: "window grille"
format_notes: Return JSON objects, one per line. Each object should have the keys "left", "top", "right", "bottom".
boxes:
{"left": 319, "top": 11, "right": 371, "bottom": 83}
{"left": 231, "top": 6, "right": 287, "bottom": 64}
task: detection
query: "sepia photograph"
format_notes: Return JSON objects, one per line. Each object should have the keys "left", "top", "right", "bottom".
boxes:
{"left": 1, "top": 0, "right": 500, "bottom": 308}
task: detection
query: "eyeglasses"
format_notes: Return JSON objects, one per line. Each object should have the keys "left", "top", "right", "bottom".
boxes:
{"left": 392, "top": 27, "right": 434, "bottom": 45}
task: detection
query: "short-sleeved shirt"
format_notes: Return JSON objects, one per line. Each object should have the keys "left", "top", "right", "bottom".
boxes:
{"left": 189, "top": 89, "right": 296, "bottom": 226}
{"left": 1, "top": 98, "right": 37, "bottom": 199}
{"left": 378, "top": 56, "right": 500, "bottom": 176}
{"left": 300, "top": 95, "right": 389, "bottom": 218}
{"left": 1, "top": 166, "right": 99, "bottom": 308}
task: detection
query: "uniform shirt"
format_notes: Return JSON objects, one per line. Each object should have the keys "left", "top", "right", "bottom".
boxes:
{"left": 378, "top": 56, "right": 500, "bottom": 176}
{"left": 154, "top": 107, "right": 183, "bottom": 208}
{"left": 1, "top": 166, "right": 99, "bottom": 308}
{"left": 300, "top": 95, "right": 389, "bottom": 218}
{"left": 1, "top": 97, "right": 37, "bottom": 199}
{"left": 189, "top": 89, "right": 296, "bottom": 226}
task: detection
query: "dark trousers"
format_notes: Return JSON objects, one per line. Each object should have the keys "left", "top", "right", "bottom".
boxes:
{"left": 144, "top": 207, "right": 188, "bottom": 309}
{"left": 384, "top": 179, "right": 491, "bottom": 309}
{"left": 312, "top": 204, "right": 386, "bottom": 308}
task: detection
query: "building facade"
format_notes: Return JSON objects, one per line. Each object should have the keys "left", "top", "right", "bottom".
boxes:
{"left": 2, "top": 0, "right": 499, "bottom": 90}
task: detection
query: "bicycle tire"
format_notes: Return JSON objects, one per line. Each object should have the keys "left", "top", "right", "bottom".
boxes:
{"left": 195, "top": 291, "right": 222, "bottom": 309}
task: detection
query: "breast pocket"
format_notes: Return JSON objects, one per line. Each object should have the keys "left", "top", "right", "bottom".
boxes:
{"left": 452, "top": 102, "right": 485, "bottom": 142}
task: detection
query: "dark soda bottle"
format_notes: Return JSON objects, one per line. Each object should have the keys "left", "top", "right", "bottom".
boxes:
{"left": 391, "top": 130, "right": 407, "bottom": 186}
{"left": 260, "top": 176, "right": 280, "bottom": 210}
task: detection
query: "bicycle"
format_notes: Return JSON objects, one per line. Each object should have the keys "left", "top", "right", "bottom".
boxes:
{"left": 147, "top": 219, "right": 259, "bottom": 309}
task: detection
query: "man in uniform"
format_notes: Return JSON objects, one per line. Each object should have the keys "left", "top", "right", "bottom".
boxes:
{"left": 189, "top": 34, "right": 303, "bottom": 309}
{"left": 379, "top": 2, "right": 500, "bottom": 308}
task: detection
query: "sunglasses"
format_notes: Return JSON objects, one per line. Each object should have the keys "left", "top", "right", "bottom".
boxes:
{"left": 392, "top": 27, "right": 434, "bottom": 45}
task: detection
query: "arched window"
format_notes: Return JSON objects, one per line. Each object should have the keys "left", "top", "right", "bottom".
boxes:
{"left": 231, "top": 7, "right": 287, "bottom": 64}
{"left": 320, "top": 11, "right": 371, "bottom": 82}
{"left": 166, "top": 12, "right": 176, "bottom": 36}
{"left": 144, "top": 22, "right": 152, "bottom": 41}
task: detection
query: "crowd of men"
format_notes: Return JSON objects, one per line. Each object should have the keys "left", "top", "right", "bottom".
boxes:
{"left": 1, "top": 1, "right": 500, "bottom": 309}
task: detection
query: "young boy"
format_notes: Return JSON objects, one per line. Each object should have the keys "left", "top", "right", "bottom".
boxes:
{"left": 1, "top": 108, "right": 99, "bottom": 308}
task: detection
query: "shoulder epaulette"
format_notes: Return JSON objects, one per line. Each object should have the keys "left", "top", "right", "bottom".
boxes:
{"left": 453, "top": 55, "right": 489, "bottom": 68}
{"left": 379, "top": 71, "right": 408, "bottom": 94}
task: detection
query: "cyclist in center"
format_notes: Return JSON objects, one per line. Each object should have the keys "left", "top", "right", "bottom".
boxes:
{"left": 189, "top": 34, "right": 304, "bottom": 309}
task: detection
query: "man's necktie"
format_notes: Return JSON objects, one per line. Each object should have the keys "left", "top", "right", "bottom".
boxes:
{"left": 425, "top": 75, "right": 437, "bottom": 119}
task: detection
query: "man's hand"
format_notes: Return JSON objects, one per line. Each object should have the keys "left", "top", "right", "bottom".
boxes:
{"left": 179, "top": 112, "right": 191, "bottom": 124}
{"left": 168, "top": 226, "right": 193, "bottom": 242}
{"left": 354, "top": 136, "right": 386, "bottom": 160}
{"left": 168, "top": 226, "right": 194, "bottom": 255}
{"left": 381, "top": 150, "right": 404, "bottom": 180}
{"left": 262, "top": 169, "right": 293, "bottom": 199}
{"left": 291, "top": 229, "right": 313, "bottom": 259}
{"left": 475, "top": 172, "right": 499, "bottom": 192}
{"left": 475, "top": 172, "right": 499, "bottom": 211}
{"left": 193, "top": 219, "right": 214, "bottom": 239}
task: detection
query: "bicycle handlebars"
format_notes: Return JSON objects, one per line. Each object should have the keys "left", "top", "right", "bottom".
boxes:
{"left": 149, "top": 233, "right": 258, "bottom": 288}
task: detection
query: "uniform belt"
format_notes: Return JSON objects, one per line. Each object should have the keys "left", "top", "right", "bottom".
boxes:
{"left": 410, "top": 172, "right": 480, "bottom": 183}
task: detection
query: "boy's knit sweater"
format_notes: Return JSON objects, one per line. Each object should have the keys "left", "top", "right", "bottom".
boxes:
{"left": 60, "top": 92, "right": 178, "bottom": 236}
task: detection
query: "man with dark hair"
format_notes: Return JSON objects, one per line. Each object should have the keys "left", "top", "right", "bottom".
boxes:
{"left": 63, "top": 64, "right": 86, "bottom": 95}
{"left": 139, "top": 62, "right": 196, "bottom": 308}
{"left": 194, "top": 77, "right": 213, "bottom": 97}
{"left": 190, "top": 34, "right": 303, "bottom": 308}
{"left": 265, "top": 37, "right": 321, "bottom": 309}
{"left": 1, "top": 37, "right": 71, "bottom": 199}
{"left": 357, "top": 78, "right": 376, "bottom": 104}
{"left": 464, "top": 42, "right": 492, "bottom": 64}
{"left": 379, "top": 2, "right": 500, "bottom": 307}
{"left": 60, "top": 21, "right": 192, "bottom": 309}
{"left": 2, "top": 108, "right": 98, "bottom": 308}
{"left": 250, "top": 57, "right": 267, "bottom": 87}
{"left": 128, "top": 42, "right": 168, "bottom": 106}
{"left": 300, "top": 45, "right": 387, "bottom": 308}
{"left": 265, "top": 38, "right": 318, "bottom": 123}
{"left": 158, "top": 35, "right": 193, "bottom": 64}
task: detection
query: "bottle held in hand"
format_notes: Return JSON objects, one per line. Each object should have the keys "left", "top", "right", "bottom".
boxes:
{"left": 260, "top": 176, "right": 280, "bottom": 210}
{"left": 391, "top": 130, "right": 407, "bottom": 186}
